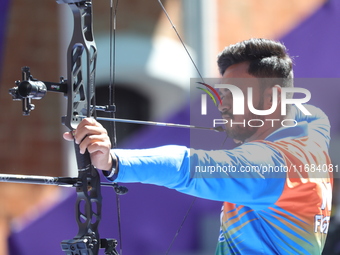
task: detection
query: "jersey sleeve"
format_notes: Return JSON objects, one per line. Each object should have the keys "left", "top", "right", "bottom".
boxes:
{"left": 111, "top": 143, "right": 287, "bottom": 208}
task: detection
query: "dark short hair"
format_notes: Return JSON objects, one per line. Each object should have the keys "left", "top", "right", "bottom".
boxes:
{"left": 217, "top": 38, "right": 293, "bottom": 88}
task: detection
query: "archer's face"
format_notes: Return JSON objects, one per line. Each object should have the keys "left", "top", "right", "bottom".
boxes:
{"left": 218, "top": 62, "right": 264, "bottom": 143}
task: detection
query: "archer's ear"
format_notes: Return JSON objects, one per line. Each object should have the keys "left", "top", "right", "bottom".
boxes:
{"left": 263, "top": 85, "right": 282, "bottom": 109}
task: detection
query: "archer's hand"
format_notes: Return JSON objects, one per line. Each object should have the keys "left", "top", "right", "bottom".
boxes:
{"left": 63, "top": 118, "right": 113, "bottom": 171}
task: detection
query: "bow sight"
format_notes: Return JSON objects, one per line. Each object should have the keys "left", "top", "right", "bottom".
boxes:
{"left": 9, "top": 66, "right": 67, "bottom": 115}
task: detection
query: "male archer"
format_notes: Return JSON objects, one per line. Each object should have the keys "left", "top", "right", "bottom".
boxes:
{"left": 64, "top": 38, "right": 333, "bottom": 254}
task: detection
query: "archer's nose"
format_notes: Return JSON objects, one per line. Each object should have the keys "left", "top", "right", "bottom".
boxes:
{"left": 218, "top": 94, "right": 231, "bottom": 114}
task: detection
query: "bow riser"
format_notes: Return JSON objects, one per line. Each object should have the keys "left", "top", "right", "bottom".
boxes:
{"left": 61, "top": 1, "right": 97, "bottom": 130}
{"left": 57, "top": 1, "right": 107, "bottom": 254}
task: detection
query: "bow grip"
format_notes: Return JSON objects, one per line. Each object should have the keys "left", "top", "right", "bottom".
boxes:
{"left": 74, "top": 141, "right": 92, "bottom": 170}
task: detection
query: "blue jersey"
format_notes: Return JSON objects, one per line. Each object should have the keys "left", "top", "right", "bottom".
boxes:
{"left": 108, "top": 105, "right": 332, "bottom": 254}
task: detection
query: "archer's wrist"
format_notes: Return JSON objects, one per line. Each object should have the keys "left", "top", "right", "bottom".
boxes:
{"left": 102, "top": 153, "right": 119, "bottom": 181}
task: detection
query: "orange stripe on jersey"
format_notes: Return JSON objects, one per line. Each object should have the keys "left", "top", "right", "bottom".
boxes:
{"left": 260, "top": 137, "right": 332, "bottom": 248}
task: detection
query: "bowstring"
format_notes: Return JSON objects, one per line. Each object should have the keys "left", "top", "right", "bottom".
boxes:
{"left": 157, "top": 0, "right": 205, "bottom": 83}
{"left": 156, "top": 1, "right": 207, "bottom": 254}
{"left": 164, "top": 131, "right": 229, "bottom": 255}
{"left": 109, "top": 0, "right": 123, "bottom": 254}
{"left": 165, "top": 197, "right": 196, "bottom": 255}
{"left": 107, "top": 1, "right": 227, "bottom": 254}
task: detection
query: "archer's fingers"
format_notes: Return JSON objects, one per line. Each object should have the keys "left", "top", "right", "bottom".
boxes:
{"left": 74, "top": 118, "right": 107, "bottom": 144}
{"left": 86, "top": 141, "right": 112, "bottom": 155}
{"left": 79, "top": 134, "right": 111, "bottom": 154}
{"left": 63, "top": 131, "right": 74, "bottom": 141}
{"left": 76, "top": 117, "right": 98, "bottom": 129}
{"left": 62, "top": 118, "right": 96, "bottom": 142}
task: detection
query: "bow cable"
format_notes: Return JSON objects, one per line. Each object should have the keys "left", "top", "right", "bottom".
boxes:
{"left": 109, "top": 0, "right": 118, "bottom": 147}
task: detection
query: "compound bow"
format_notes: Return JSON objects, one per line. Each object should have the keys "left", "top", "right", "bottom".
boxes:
{"left": 7, "top": 1, "right": 124, "bottom": 254}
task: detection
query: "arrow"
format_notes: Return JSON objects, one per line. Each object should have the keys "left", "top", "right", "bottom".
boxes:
{"left": 76, "top": 115, "right": 225, "bottom": 132}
